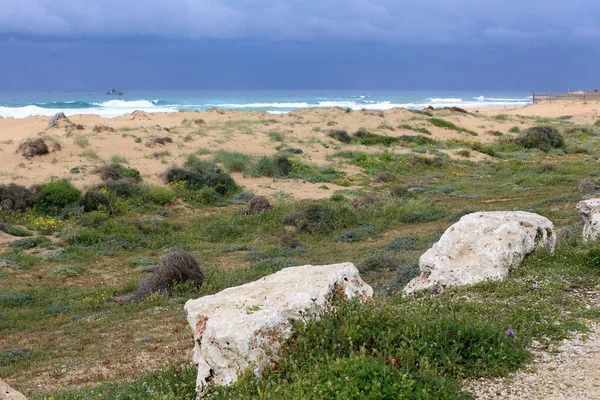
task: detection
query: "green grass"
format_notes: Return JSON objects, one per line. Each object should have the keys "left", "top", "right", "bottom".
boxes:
{"left": 80, "top": 150, "right": 100, "bottom": 160}
{"left": 212, "top": 150, "right": 253, "bottom": 173}
{"left": 4, "top": 112, "right": 600, "bottom": 397}
{"left": 0, "top": 224, "right": 33, "bottom": 237}
{"left": 73, "top": 135, "right": 89, "bottom": 148}
{"left": 267, "top": 130, "right": 286, "bottom": 142}
{"left": 109, "top": 155, "right": 128, "bottom": 164}
{"left": 429, "top": 118, "right": 478, "bottom": 136}
{"left": 398, "top": 124, "right": 432, "bottom": 135}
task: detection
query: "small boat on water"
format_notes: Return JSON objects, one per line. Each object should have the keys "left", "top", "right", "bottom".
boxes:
{"left": 106, "top": 88, "right": 123, "bottom": 95}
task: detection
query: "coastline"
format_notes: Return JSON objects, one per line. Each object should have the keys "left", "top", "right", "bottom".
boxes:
{"left": 0, "top": 100, "right": 597, "bottom": 199}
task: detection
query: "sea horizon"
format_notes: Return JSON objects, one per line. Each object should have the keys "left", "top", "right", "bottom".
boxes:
{"left": 0, "top": 89, "right": 533, "bottom": 119}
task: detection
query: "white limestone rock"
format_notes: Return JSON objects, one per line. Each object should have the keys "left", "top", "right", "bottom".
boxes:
{"left": 403, "top": 211, "right": 556, "bottom": 295}
{"left": 577, "top": 199, "right": 600, "bottom": 243}
{"left": 0, "top": 379, "right": 27, "bottom": 400}
{"left": 184, "top": 262, "right": 373, "bottom": 393}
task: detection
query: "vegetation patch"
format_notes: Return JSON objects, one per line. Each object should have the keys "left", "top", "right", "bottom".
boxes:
{"left": 165, "top": 156, "right": 239, "bottom": 197}
{"left": 514, "top": 126, "right": 565, "bottom": 152}
{"left": 429, "top": 118, "right": 478, "bottom": 136}
{"left": 212, "top": 150, "right": 253, "bottom": 173}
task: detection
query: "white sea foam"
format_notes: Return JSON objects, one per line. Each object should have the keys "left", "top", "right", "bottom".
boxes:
{"left": 0, "top": 95, "right": 532, "bottom": 119}
{"left": 215, "top": 102, "right": 311, "bottom": 108}
{"left": 0, "top": 104, "right": 178, "bottom": 119}
{"left": 95, "top": 99, "right": 158, "bottom": 108}
{"left": 428, "top": 98, "right": 462, "bottom": 103}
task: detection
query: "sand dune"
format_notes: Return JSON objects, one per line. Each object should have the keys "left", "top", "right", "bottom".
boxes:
{"left": 0, "top": 101, "right": 596, "bottom": 199}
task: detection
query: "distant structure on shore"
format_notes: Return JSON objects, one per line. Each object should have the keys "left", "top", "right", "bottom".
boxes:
{"left": 106, "top": 88, "right": 123, "bottom": 96}
{"left": 533, "top": 89, "right": 600, "bottom": 103}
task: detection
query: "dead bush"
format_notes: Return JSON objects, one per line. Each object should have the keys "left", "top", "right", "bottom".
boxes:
{"left": 152, "top": 151, "right": 170, "bottom": 159}
{"left": 374, "top": 171, "right": 395, "bottom": 183}
{"left": 245, "top": 196, "right": 271, "bottom": 214}
{"left": 152, "top": 137, "right": 174, "bottom": 145}
{"left": 93, "top": 125, "right": 116, "bottom": 133}
{"left": 352, "top": 193, "right": 379, "bottom": 209}
{"left": 119, "top": 250, "right": 204, "bottom": 303}
{"left": 390, "top": 185, "right": 408, "bottom": 197}
{"left": 280, "top": 235, "right": 301, "bottom": 248}
{"left": 579, "top": 177, "right": 600, "bottom": 193}
{"left": 18, "top": 138, "right": 49, "bottom": 158}
{"left": 0, "top": 184, "right": 35, "bottom": 211}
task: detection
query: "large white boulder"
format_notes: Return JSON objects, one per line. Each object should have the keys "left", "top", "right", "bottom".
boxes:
{"left": 403, "top": 211, "right": 556, "bottom": 295}
{"left": 184, "top": 263, "right": 373, "bottom": 393}
{"left": 0, "top": 379, "right": 27, "bottom": 400}
{"left": 577, "top": 199, "right": 600, "bottom": 243}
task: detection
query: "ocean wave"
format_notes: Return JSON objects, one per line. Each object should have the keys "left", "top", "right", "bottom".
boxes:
{"left": 428, "top": 98, "right": 463, "bottom": 103}
{"left": 0, "top": 104, "right": 178, "bottom": 119}
{"left": 0, "top": 95, "right": 532, "bottom": 119}
{"left": 475, "top": 96, "right": 532, "bottom": 102}
{"left": 96, "top": 99, "right": 159, "bottom": 108}
{"left": 35, "top": 101, "right": 96, "bottom": 109}
{"left": 215, "top": 102, "right": 311, "bottom": 108}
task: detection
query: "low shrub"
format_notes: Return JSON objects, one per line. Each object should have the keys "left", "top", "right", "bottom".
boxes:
{"left": 0, "top": 184, "right": 35, "bottom": 212}
{"left": 514, "top": 126, "right": 565, "bottom": 152}
{"left": 120, "top": 250, "right": 204, "bottom": 303}
{"left": 508, "top": 126, "right": 521, "bottom": 133}
{"left": 81, "top": 190, "right": 112, "bottom": 213}
{"left": 38, "top": 180, "right": 81, "bottom": 209}
{"left": 358, "top": 252, "right": 401, "bottom": 273}
{"left": 352, "top": 193, "right": 379, "bottom": 209}
{"left": 48, "top": 265, "right": 83, "bottom": 277}
{"left": 286, "top": 204, "right": 356, "bottom": 235}
{"left": 148, "top": 187, "right": 177, "bottom": 205}
{"left": 245, "top": 196, "right": 272, "bottom": 214}
{"left": 230, "top": 191, "right": 255, "bottom": 204}
{"left": 326, "top": 129, "right": 351, "bottom": 143}
{"left": 9, "top": 236, "right": 50, "bottom": 250}
{"left": 373, "top": 171, "right": 395, "bottom": 183}
{"left": 470, "top": 142, "right": 498, "bottom": 158}
{"left": 385, "top": 262, "right": 421, "bottom": 292}
{"left": 588, "top": 248, "right": 600, "bottom": 270}
{"left": 335, "top": 223, "right": 379, "bottom": 243}
{"left": 280, "top": 235, "right": 301, "bottom": 248}
{"left": 353, "top": 129, "right": 399, "bottom": 146}
{"left": 165, "top": 156, "right": 239, "bottom": 196}
{"left": 212, "top": 150, "right": 252, "bottom": 173}
{"left": 390, "top": 185, "right": 408, "bottom": 197}
{"left": 429, "top": 118, "right": 477, "bottom": 136}
{"left": 0, "top": 292, "right": 34, "bottom": 307}
{"left": 0, "top": 224, "right": 32, "bottom": 237}
{"left": 578, "top": 177, "right": 600, "bottom": 193}
{"left": 250, "top": 155, "right": 292, "bottom": 178}
{"left": 399, "top": 208, "right": 446, "bottom": 224}
{"left": 387, "top": 236, "right": 419, "bottom": 251}
{"left": 18, "top": 138, "right": 49, "bottom": 158}
{"left": 97, "top": 164, "right": 142, "bottom": 182}
{"left": 288, "top": 205, "right": 336, "bottom": 234}
{"left": 103, "top": 178, "right": 141, "bottom": 198}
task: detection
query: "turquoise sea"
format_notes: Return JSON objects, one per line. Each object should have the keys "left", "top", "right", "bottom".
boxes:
{"left": 0, "top": 90, "right": 532, "bottom": 119}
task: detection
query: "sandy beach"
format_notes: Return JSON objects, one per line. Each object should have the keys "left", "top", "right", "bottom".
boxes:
{"left": 2, "top": 100, "right": 598, "bottom": 200}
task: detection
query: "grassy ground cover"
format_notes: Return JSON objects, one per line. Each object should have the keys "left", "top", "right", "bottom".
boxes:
{"left": 1, "top": 114, "right": 599, "bottom": 398}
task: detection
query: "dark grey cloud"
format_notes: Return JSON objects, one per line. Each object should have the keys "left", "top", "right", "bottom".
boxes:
{"left": 1, "top": 0, "right": 599, "bottom": 45}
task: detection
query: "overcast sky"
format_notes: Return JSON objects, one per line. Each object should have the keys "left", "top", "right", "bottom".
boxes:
{"left": 1, "top": 0, "right": 598, "bottom": 91}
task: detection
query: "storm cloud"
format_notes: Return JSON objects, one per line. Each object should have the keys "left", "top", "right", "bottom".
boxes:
{"left": 1, "top": 0, "right": 599, "bottom": 45}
